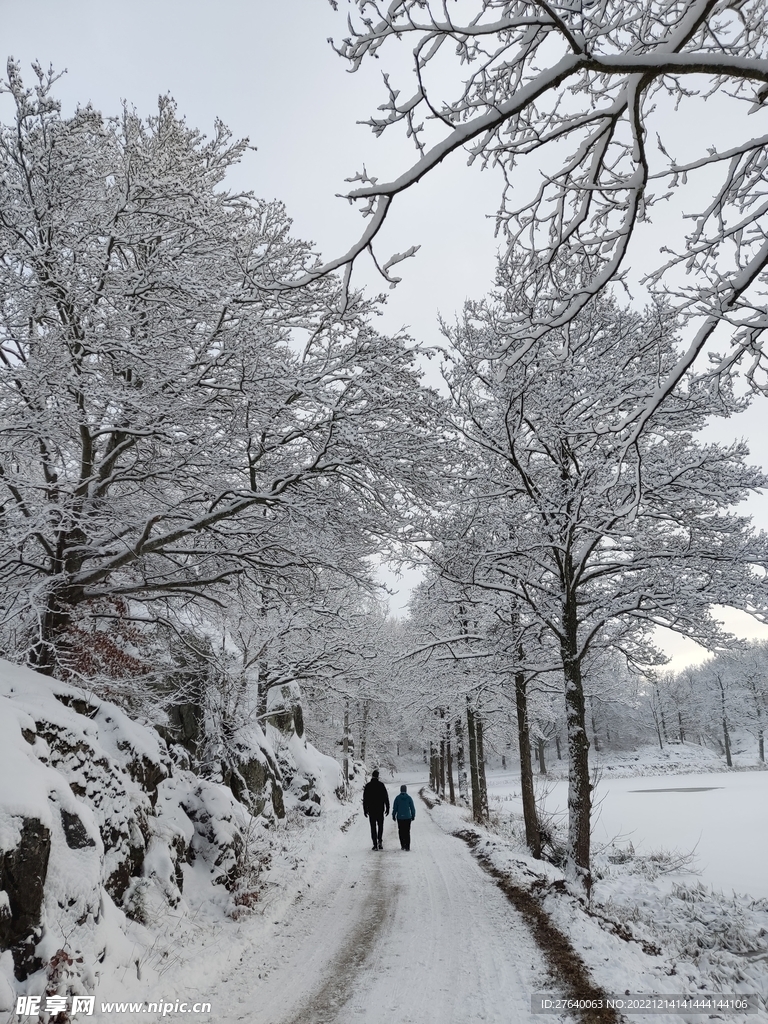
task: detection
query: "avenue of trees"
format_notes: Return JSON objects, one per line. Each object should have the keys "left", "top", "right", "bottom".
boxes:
{"left": 4, "top": 0, "right": 768, "bottom": 896}
{"left": 314, "top": 0, "right": 768, "bottom": 891}
{"left": 399, "top": 275, "right": 768, "bottom": 889}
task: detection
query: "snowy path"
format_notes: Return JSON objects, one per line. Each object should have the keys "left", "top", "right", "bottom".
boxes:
{"left": 244, "top": 788, "right": 545, "bottom": 1024}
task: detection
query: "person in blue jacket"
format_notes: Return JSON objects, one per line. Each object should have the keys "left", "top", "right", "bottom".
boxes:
{"left": 391, "top": 784, "right": 416, "bottom": 851}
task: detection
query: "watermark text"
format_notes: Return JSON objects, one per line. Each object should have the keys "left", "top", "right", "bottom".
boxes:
{"left": 16, "top": 996, "right": 212, "bottom": 1016}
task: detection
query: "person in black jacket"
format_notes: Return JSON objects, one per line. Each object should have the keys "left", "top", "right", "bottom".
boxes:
{"left": 362, "top": 769, "right": 390, "bottom": 850}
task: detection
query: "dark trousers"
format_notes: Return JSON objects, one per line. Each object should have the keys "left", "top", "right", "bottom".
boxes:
{"left": 397, "top": 819, "right": 412, "bottom": 850}
{"left": 369, "top": 814, "right": 384, "bottom": 847}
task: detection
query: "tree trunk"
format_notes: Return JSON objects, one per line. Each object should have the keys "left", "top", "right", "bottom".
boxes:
{"left": 30, "top": 573, "right": 84, "bottom": 677}
{"left": 29, "top": 605, "right": 63, "bottom": 675}
{"left": 652, "top": 686, "right": 664, "bottom": 750}
{"left": 504, "top": 736, "right": 513, "bottom": 770}
{"left": 749, "top": 681, "right": 765, "bottom": 762}
{"left": 536, "top": 737, "right": 547, "bottom": 775}
{"left": 555, "top": 733, "right": 562, "bottom": 760}
{"left": 514, "top": 669, "right": 541, "bottom": 858}
{"left": 455, "top": 716, "right": 469, "bottom": 806}
{"left": 590, "top": 697, "right": 600, "bottom": 753}
{"left": 343, "top": 703, "right": 350, "bottom": 789}
{"left": 475, "top": 714, "right": 489, "bottom": 821}
{"left": 466, "top": 703, "right": 482, "bottom": 823}
{"left": 718, "top": 678, "right": 732, "bottom": 768}
{"left": 678, "top": 710, "right": 686, "bottom": 743}
{"left": 359, "top": 701, "right": 370, "bottom": 763}
{"left": 439, "top": 723, "right": 446, "bottom": 799}
{"left": 256, "top": 587, "right": 269, "bottom": 718}
{"left": 446, "top": 722, "right": 456, "bottom": 804}
{"left": 562, "top": 595, "right": 592, "bottom": 894}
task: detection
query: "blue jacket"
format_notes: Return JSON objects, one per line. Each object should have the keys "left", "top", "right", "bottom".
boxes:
{"left": 392, "top": 792, "right": 416, "bottom": 821}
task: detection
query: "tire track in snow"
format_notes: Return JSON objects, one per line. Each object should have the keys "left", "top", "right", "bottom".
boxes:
{"left": 281, "top": 852, "right": 399, "bottom": 1024}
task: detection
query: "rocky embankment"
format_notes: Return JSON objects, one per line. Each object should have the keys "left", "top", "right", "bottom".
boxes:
{"left": 0, "top": 660, "right": 341, "bottom": 1011}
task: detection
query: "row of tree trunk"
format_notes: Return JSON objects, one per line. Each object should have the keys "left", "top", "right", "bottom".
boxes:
{"left": 429, "top": 703, "right": 489, "bottom": 824}
{"left": 428, "top": 677, "right": 551, "bottom": 865}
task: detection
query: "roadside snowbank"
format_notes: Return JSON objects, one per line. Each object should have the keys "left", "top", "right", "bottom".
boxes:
{"left": 425, "top": 793, "right": 766, "bottom": 1024}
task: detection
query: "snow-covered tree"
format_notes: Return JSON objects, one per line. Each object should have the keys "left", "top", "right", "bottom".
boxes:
{"left": 404, "top": 562, "right": 512, "bottom": 823}
{"left": 0, "top": 65, "right": 439, "bottom": 680}
{"left": 656, "top": 642, "right": 768, "bottom": 760}
{"left": 321, "top": 0, "right": 768, "bottom": 406}
{"left": 727, "top": 642, "right": 768, "bottom": 760}
{"left": 650, "top": 666, "right": 701, "bottom": 745}
{"left": 437, "top": 278, "right": 768, "bottom": 890}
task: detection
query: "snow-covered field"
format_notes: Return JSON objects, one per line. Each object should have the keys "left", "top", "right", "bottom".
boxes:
{"left": 487, "top": 766, "right": 768, "bottom": 899}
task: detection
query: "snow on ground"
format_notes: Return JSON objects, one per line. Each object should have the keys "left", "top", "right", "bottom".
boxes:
{"left": 78, "top": 756, "right": 768, "bottom": 1023}
{"left": 89, "top": 798, "right": 361, "bottom": 1023}
{"left": 241, "top": 772, "right": 547, "bottom": 1024}
{"left": 428, "top": 790, "right": 767, "bottom": 1024}
{"left": 473, "top": 747, "right": 768, "bottom": 1020}
{"left": 23, "top": 777, "right": 364, "bottom": 1024}
{"left": 88, "top": 769, "right": 550, "bottom": 1024}
{"left": 87, "top": 742, "right": 768, "bottom": 1024}
{"left": 0, "top": 658, "right": 350, "bottom": 1023}
{"left": 5, "top": 680, "right": 767, "bottom": 1024}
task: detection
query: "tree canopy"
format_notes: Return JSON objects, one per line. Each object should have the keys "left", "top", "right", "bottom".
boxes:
{"left": 321, "top": 0, "right": 768, "bottom": 408}
{"left": 0, "top": 65, "right": 441, "bottom": 676}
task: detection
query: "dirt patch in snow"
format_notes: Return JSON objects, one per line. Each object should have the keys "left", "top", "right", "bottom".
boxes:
{"left": 338, "top": 812, "right": 358, "bottom": 833}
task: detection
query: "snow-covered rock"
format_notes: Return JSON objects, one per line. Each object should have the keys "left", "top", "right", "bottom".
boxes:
{"left": 266, "top": 682, "right": 343, "bottom": 816}
{"left": 0, "top": 659, "right": 343, "bottom": 1008}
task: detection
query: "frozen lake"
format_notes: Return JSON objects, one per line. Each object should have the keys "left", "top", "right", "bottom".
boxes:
{"left": 487, "top": 770, "right": 768, "bottom": 899}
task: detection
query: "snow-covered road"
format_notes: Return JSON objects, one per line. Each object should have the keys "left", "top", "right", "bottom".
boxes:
{"left": 247, "top": 788, "right": 545, "bottom": 1024}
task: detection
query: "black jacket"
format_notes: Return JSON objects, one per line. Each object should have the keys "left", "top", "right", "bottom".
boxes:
{"left": 363, "top": 778, "right": 390, "bottom": 817}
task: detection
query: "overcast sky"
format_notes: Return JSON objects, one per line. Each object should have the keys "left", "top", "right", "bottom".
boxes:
{"left": 3, "top": 0, "right": 768, "bottom": 664}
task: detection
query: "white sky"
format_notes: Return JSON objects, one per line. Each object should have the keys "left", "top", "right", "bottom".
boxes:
{"left": 3, "top": 0, "right": 768, "bottom": 666}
